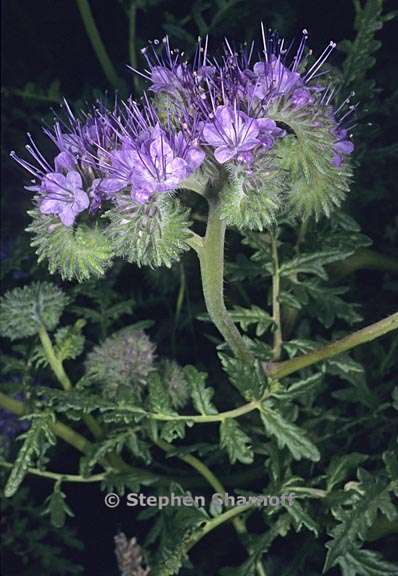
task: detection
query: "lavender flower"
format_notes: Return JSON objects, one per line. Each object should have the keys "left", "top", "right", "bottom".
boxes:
{"left": 102, "top": 124, "right": 204, "bottom": 202}
{"left": 37, "top": 171, "right": 89, "bottom": 226}
{"left": 332, "top": 127, "right": 354, "bottom": 167}
{"left": 203, "top": 105, "right": 260, "bottom": 164}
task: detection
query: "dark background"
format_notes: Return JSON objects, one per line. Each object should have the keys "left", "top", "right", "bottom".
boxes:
{"left": 1, "top": 1, "right": 397, "bottom": 574}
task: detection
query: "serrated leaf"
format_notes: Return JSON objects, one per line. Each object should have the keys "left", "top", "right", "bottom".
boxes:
{"left": 183, "top": 365, "right": 217, "bottom": 415}
{"left": 42, "top": 481, "right": 74, "bottom": 528}
{"left": 5, "top": 413, "right": 56, "bottom": 497}
{"left": 338, "top": 546, "right": 398, "bottom": 576}
{"left": 284, "top": 500, "right": 319, "bottom": 536}
{"left": 220, "top": 354, "right": 266, "bottom": 400}
{"left": 323, "top": 468, "right": 397, "bottom": 572}
{"left": 219, "top": 419, "right": 254, "bottom": 465}
{"left": 259, "top": 402, "right": 320, "bottom": 462}
{"left": 272, "top": 372, "right": 323, "bottom": 400}
{"left": 148, "top": 373, "right": 177, "bottom": 416}
{"left": 327, "top": 453, "right": 369, "bottom": 491}
{"left": 280, "top": 250, "right": 345, "bottom": 279}
{"left": 54, "top": 320, "right": 86, "bottom": 361}
{"left": 229, "top": 305, "right": 274, "bottom": 336}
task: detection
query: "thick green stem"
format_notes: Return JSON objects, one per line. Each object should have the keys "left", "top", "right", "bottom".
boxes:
{"left": 75, "top": 0, "right": 126, "bottom": 91}
{"left": 198, "top": 198, "right": 252, "bottom": 363}
{"left": 271, "top": 233, "right": 282, "bottom": 361}
{"left": 268, "top": 311, "right": 398, "bottom": 379}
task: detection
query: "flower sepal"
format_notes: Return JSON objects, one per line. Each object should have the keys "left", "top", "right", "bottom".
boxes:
{"left": 27, "top": 209, "right": 114, "bottom": 282}
{"left": 105, "top": 193, "right": 192, "bottom": 268}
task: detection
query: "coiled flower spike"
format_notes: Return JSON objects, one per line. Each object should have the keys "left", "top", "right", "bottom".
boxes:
{"left": 11, "top": 25, "right": 355, "bottom": 279}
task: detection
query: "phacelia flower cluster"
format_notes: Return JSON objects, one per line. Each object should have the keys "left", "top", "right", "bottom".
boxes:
{"left": 12, "top": 26, "right": 354, "bottom": 229}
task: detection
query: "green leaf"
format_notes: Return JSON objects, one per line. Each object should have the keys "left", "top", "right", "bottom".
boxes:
{"left": 338, "top": 546, "right": 398, "bottom": 576}
{"left": 161, "top": 420, "right": 189, "bottom": 442}
{"left": 151, "top": 491, "right": 209, "bottom": 576}
{"left": 0, "top": 282, "right": 68, "bottom": 340}
{"left": 54, "top": 320, "right": 86, "bottom": 361}
{"left": 323, "top": 468, "right": 397, "bottom": 572}
{"left": 5, "top": 413, "right": 56, "bottom": 497}
{"left": 229, "top": 305, "right": 274, "bottom": 336}
{"left": 184, "top": 365, "right": 217, "bottom": 415}
{"left": 272, "top": 372, "right": 324, "bottom": 400}
{"left": 219, "top": 418, "right": 254, "bottom": 465}
{"left": 148, "top": 373, "right": 177, "bottom": 416}
{"left": 284, "top": 500, "right": 319, "bottom": 536}
{"left": 259, "top": 402, "right": 320, "bottom": 462}
{"left": 220, "top": 354, "right": 266, "bottom": 400}
{"left": 42, "top": 481, "right": 74, "bottom": 528}
{"left": 280, "top": 250, "right": 345, "bottom": 279}
{"left": 327, "top": 453, "right": 369, "bottom": 491}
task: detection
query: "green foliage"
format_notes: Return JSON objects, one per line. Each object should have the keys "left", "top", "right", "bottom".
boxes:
{"left": 220, "top": 418, "right": 254, "bottom": 465}
{"left": 0, "top": 282, "right": 68, "bottom": 340}
{"left": 228, "top": 305, "right": 274, "bottom": 336}
{"left": 259, "top": 402, "right": 320, "bottom": 462}
{"left": 27, "top": 210, "right": 114, "bottom": 281}
{"left": 54, "top": 320, "right": 86, "bottom": 361}
{"left": 184, "top": 365, "right": 218, "bottom": 415}
{"left": 338, "top": 546, "right": 398, "bottom": 575}
{"left": 339, "top": 0, "right": 396, "bottom": 99}
{"left": 219, "top": 354, "right": 266, "bottom": 400}
{"left": 0, "top": 485, "right": 83, "bottom": 575}
{"left": 42, "top": 481, "right": 74, "bottom": 528}
{"left": 106, "top": 194, "right": 192, "bottom": 268}
{"left": 324, "top": 468, "right": 397, "bottom": 572}
{"left": 150, "top": 488, "right": 209, "bottom": 576}
{"left": 4, "top": 413, "right": 56, "bottom": 497}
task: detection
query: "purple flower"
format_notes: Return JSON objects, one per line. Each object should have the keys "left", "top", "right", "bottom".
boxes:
{"left": 291, "top": 87, "right": 314, "bottom": 109}
{"left": 332, "top": 127, "right": 354, "bottom": 167}
{"left": 253, "top": 57, "right": 301, "bottom": 99}
{"left": 203, "top": 105, "right": 260, "bottom": 164}
{"left": 102, "top": 125, "right": 204, "bottom": 202}
{"left": 39, "top": 171, "right": 89, "bottom": 226}
{"left": 150, "top": 64, "right": 186, "bottom": 93}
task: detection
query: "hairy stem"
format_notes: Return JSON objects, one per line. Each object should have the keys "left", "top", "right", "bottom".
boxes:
{"left": 38, "top": 325, "right": 103, "bottom": 440}
{"left": 271, "top": 233, "right": 282, "bottom": 360}
{"left": 75, "top": 0, "right": 126, "bottom": 91}
{"left": 268, "top": 311, "right": 398, "bottom": 379}
{"left": 198, "top": 197, "right": 252, "bottom": 362}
